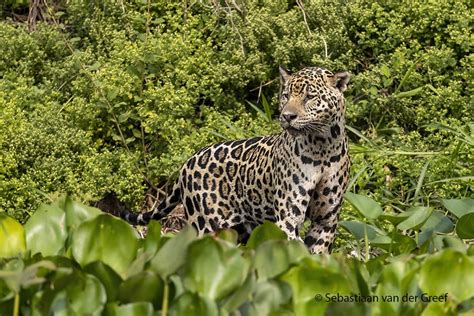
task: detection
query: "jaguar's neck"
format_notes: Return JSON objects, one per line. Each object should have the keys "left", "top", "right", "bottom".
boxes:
{"left": 282, "top": 118, "right": 347, "bottom": 161}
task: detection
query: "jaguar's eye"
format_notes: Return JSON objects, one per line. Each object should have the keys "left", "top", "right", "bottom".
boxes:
{"left": 281, "top": 92, "right": 289, "bottom": 100}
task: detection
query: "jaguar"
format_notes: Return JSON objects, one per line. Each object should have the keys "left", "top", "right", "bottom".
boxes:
{"left": 121, "top": 66, "right": 350, "bottom": 254}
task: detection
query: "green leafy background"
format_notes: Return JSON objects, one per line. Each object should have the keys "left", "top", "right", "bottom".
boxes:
{"left": 1, "top": 198, "right": 473, "bottom": 315}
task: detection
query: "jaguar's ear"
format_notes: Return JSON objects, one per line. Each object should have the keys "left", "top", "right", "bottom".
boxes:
{"left": 279, "top": 66, "right": 292, "bottom": 83}
{"left": 331, "top": 72, "right": 351, "bottom": 92}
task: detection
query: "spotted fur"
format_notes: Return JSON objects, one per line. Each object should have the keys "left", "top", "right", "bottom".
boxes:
{"left": 121, "top": 66, "right": 350, "bottom": 254}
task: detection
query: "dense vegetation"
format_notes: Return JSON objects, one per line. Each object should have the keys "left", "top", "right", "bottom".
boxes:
{"left": 1, "top": 198, "right": 473, "bottom": 315}
{"left": 0, "top": 0, "right": 473, "bottom": 314}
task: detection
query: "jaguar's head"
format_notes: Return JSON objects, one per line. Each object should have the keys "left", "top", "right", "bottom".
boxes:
{"left": 278, "top": 66, "right": 350, "bottom": 136}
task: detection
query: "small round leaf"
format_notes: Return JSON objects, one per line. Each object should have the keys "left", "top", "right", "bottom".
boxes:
{"left": 118, "top": 271, "right": 164, "bottom": 308}
{"left": 246, "top": 221, "right": 287, "bottom": 249}
{"left": 72, "top": 214, "right": 139, "bottom": 276}
{"left": 106, "top": 302, "right": 154, "bottom": 316}
{"left": 24, "top": 204, "right": 67, "bottom": 256}
{"left": 49, "top": 273, "right": 107, "bottom": 315}
{"left": 0, "top": 214, "right": 26, "bottom": 257}
{"left": 170, "top": 292, "right": 218, "bottom": 316}
{"left": 344, "top": 193, "right": 383, "bottom": 219}
{"left": 397, "top": 207, "right": 433, "bottom": 231}
{"left": 420, "top": 249, "right": 474, "bottom": 302}
{"left": 456, "top": 213, "right": 474, "bottom": 239}
{"left": 183, "top": 237, "right": 250, "bottom": 300}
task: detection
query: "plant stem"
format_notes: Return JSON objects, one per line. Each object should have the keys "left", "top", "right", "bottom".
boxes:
{"left": 13, "top": 292, "right": 19, "bottom": 316}
{"left": 364, "top": 225, "right": 370, "bottom": 262}
{"left": 161, "top": 281, "right": 169, "bottom": 316}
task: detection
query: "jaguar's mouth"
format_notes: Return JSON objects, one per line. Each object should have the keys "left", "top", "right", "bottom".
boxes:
{"left": 286, "top": 127, "right": 301, "bottom": 136}
{"left": 280, "top": 122, "right": 301, "bottom": 136}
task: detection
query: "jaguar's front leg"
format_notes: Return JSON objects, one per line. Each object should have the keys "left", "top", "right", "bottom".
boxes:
{"left": 274, "top": 192, "right": 309, "bottom": 243}
{"left": 304, "top": 190, "right": 343, "bottom": 254}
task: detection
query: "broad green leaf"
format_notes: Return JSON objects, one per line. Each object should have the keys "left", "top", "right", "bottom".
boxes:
{"left": 374, "top": 259, "right": 418, "bottom": 315}
{"left": 456, "top": 213, "right": 474, "bottom": 239}
{"left": 369, "top": 235, "right": 392, "bottom": 245}
{"left": 71, "top": 214, "right": 139, "bottom": 276}
{"left": 25, "top": 203, "right": 67, "bottom": 256}
{"left": 49, "top": 272, "right": 106, "bottom": 316}
{"left": 400, "top": 262, "right": 421, "bottom": 297}
{"left": 29, "top": 264, "right": 77, "bottom": 314}
{"left": 84, "top": 262, "right": 122, "bottom": 302}
{"left": 126, "top": 252, "right": 151, "bottom": 277}
{"left": 379, "top": 210, "right": 413, "bottom": 225}
{"left": 397, "top": 207, "right": 433, "bottom": 231}
{"left": 19, "top": 260, "right": 56, "bottom": 289}
{"left": 378, "top": 214, "right": 405, "bottom": 225}
{"left": 215, "top": 228, "right": 239, "bottom": 244}
{"left": 105, "top": 302, "right": 154, "bottom": 316}
{"left": 365, "top": 255, "right": 387, "bottom": 281}
{"left": 280, "top": 257, "right": 351, "bottom": 316}
{"left": 0, "top": 214, "right": 25, "bottom": 257}
{"left": 0, "top": 280, "right": 14, "bottom": 303}
{"left": 421, "top": 302, "right": 457, "bottom": 316}
{"left": 432, "top": 235, "right": 466, "bottom": 252}
{"left": 371, "top": 232, "right": 417, "bottom": 255}
{"left": 339, "top": 221, "right": 378, "bottom": 240}
{"left": 420, "top": 249, "right": 474, "bottom": 302}
{"left": 170, "top": 292, "right": 218, "bottom": 316}
{"left": 0, "top": 259, "right": 24, "bottom": 293}
{"left": 183, "top": 237, "right": 250, "bottom": 300}
{"left": 244, "top": 280, "right": 292, "bottom": 316}
{"left": 169, "top": 274, "right": 185, "bottom": 299}
{"left": 149, "top": 225, "right": 196, "bottom": 279}
{"left": 442, "top": 199, "right": 474, "bottom": 218}
{"left": 418, "top": 229, "right": 434, "bottom": 247}
{"left": 344, "top": 193, "right": 383, "bottom": 219}
{"left": 0, "top": 259, "right": 55, "bottom": 294}
{"left": 221, "top": 274, "right": 256, "bottom": 312}
{"left": 345, "top": 259, "right": 370, "bottom": 297}
{"left": 246, "top": 221, "right": 287, "bottom": 249}
{"left": 420, "top": 211, "right": 454, "bottom": 233}
{"left": 118, "top": 271, "right": 163, "bottom": 308}
{"left": 254, "top": 240, "right": 308, "bottom": 280}
{"left": 143, "top": 220, "right": 161, "bottom": 255}
{"left": 64, "top": 196, "right": 101, "bottom": 231}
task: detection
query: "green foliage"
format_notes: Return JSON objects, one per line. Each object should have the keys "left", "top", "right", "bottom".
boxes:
{"left": 0, "top": 214, "right": 25, "bottom": 257}
{"left": 0, "top": 198, "right": 473, "bottom": 315}
{"left": 71, "top": 214, "right": 139, "bottom": 277}
{"left": 343, "top": 0, "right": 472, "bottom": 209}
{"left": 340, "top": 193, "right": 474, "bottom": 258}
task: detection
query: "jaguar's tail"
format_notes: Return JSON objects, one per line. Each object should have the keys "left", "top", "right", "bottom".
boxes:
{"left": 120, "top": 182, "right": 182, "bottom": 225}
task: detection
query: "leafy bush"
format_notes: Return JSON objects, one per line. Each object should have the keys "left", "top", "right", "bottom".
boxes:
{"left": 339, "top": 193, "right": 474, "bottom": 256}
{"left": 0, "top": 197, "right": 473, "bottom": 315}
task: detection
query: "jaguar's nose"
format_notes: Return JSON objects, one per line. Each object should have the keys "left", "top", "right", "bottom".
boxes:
{"left": 281, "top": 112, "right": 298, "bottom": 123}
